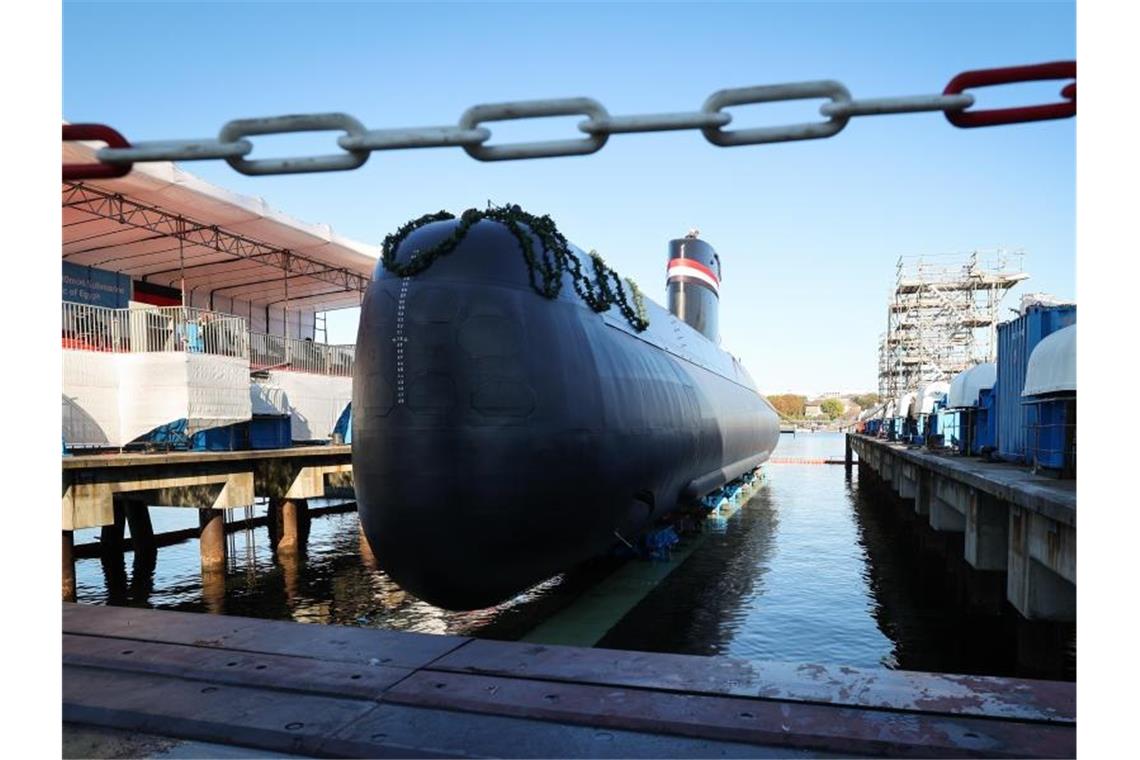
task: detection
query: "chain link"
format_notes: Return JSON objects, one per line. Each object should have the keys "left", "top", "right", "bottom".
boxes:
{"left": 217, "top": 113, "right": 370, "bottom": 175}
{"left": 701, "top": 81, "right": 852, "bottom": 146}
{"left": 458, "top": 97, "right": 610, "bottom": 161}
{"left": 64, "top": 61, "right": 1075, "bottom": 181}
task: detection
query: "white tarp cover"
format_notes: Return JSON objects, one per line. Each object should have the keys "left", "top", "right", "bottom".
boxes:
{"left": 1019, "top": 292, "right": 1074, "bottom": 315}
{"left": 184, "top": 354, "right": 253, "bottom": 434}
{"left": 1023, "top": 324, "right": 1076, "bottom": 396}
{"left": 250, "top": 382, "right": 291, "bottom": 416}
{"left": 118, "top": 353, "right": 191, "bottom": 444}
{"left": 63, "top": 351, "right": 120, "bottom": 447}
{"left": 914, "top": 381, "right": 950, "bottom": 416}
{"left": 266, "top": 370, "right": 352, "bottom": 442}
{"left": 63, "top": 350, "right": 252, "bottom": 447}
{"left": 896, "top": 392, "right": 916, "bottom": 419}
{"left": 63, "top": 141, "right": 378, "bottom": 312}
{"left": 948, "top": 363, "right": 997, "bottom": 408}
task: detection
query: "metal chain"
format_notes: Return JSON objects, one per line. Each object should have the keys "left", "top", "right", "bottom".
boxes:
{"left": 63, "top": 60, "right": 1075, "bottom": 180}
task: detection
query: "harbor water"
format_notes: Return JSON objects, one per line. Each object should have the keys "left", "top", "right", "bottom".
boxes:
{"left": 72, "top": 432, "right": 1073, "bottom": 680}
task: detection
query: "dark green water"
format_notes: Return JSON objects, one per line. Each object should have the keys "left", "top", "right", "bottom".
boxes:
{"left": 72, "top": 432, "right": 1074, "bottom": 679}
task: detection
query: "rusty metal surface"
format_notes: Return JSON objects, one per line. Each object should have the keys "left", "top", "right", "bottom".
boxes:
{"left": 64, "top": 603, "right": 469, "bottom": 670}
{"left": 386, "top": 670, "right": 1074, "bottom": 758}
{"left": 325, "top": 702, "right": 825, "bottom": 759}
{"left": 64, "top": 634, "right": 411, "bottom": 700}
{"left": 61, "top": 604, "right": 1075, "bottom": 758}
{"left": 429, "top": 639, "right": 1075, "bottom": 723}
{"left": 64, "top": 664, "right": 389, "bottom": 758}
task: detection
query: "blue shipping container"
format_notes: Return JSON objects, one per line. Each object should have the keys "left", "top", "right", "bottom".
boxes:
{"left": 250, "top": 416, "right": 291, "bottom": 449}
{"left": 973, "top": 387, "right": 997, "bottom": 454}
{"left": 995, "top": 304, "right": 1076, "bottom": 462}
{"left": 192, "top": 423, "right": 249, "bottom": 452}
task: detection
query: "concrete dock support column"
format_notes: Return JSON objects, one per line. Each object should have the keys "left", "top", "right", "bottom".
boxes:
{"left": 198, "top": 509, "right": 227, "bottom": 572}
{"left": 270, "top": 499, "right": 308, "bottom": 556}
{"left": 914, "top": 470, "right": 931, "bottom": 517}
{"left": 1007, "top": 505, "right": 1076, "bottom": 621}
{"left": 62, "top": 531, "right": 76, "bottom": 602}
{"left": 965, "top": 491, "right": 1009, "bottom": 571}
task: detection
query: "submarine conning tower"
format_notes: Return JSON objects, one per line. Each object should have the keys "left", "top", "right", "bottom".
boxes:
{"left": 667, "top": 232, "right": 721, "bottom": 342}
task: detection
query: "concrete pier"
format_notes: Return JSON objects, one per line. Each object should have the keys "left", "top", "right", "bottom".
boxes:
{"left": 62, "top": 445, "right": 352, "bottom": 533}
{"left": 850, "top": 434, "right": 1075, "bottom": 622}
{"left": 62, "top": 446, "right": 353, "bottom": 601}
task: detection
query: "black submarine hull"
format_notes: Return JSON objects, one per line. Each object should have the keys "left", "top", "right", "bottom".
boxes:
{"left": 352, "top": 219, "right": 779, "bottom": 610}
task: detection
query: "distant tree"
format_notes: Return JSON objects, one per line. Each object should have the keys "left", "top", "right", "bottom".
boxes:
{"left": 852, "top": 392, "right": 880, "bottom": 410}
{"left": 766, "top": 394, "right": 805, "bottom": 418}
{"left": 820, "top": 398, "right": 845, "bottom": 420}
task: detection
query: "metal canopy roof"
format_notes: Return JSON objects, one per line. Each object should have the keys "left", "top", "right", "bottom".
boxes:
{"left": 62, "top": 142, "right": 378, "bottom": 311}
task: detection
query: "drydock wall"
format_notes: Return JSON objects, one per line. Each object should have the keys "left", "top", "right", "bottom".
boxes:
{"left": 850, "top": 434, "right": 1075, "bottom": 622}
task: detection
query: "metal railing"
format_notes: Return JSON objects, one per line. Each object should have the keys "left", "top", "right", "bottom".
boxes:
{"left": 250, "top": 332, "right": 354, "bottom": 376}
{"left": 63, "top": 301, "right": 354, "bottom": 375}
{"left": 126, "top": 306, "right": 249, "bottom": 358}
{"left": 62, "top": 301, "right": 130, "bottom": 352}
{"left": 1027, "top": 400, "right": 1077, "bottom": 477}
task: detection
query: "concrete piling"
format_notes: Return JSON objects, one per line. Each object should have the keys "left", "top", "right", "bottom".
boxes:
{"left": 270, "top": 498, "right": 308, "bottom": 555}
{"left": 62, "top": 531, "right": 76, "bottom": 602}
{"left": 198, "top": 509, "right": 227, "bottom": 572}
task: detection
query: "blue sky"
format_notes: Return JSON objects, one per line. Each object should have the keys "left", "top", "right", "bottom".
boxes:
{"left": 63, "top": 1, "right": 1075, "bottom": 395}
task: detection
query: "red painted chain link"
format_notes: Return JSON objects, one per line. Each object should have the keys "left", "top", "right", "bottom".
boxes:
{"left": 62, "top": 124, "right": 132, "bottom": 180}
{"left": 943, "top": 61, "right": 1076, "bottom": 128}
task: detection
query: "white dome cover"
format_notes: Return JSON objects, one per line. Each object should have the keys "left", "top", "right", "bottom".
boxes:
{"left": 1023, "top": 325, "right": 1076, "bottom": 396}
{"left": 948, "top": 363, "right": 997, "bottom": 408}
{"left": 914, "top": 381, "right": 950, "bottom": 416}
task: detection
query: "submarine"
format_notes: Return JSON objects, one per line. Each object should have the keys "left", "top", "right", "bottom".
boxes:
{"left": 352, "top": 206, "right": 780, "bottom": 610}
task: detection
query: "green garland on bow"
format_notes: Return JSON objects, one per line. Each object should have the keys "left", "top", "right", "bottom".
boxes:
{"left": 380, "top": 204, "right": 650, "bottom": 332}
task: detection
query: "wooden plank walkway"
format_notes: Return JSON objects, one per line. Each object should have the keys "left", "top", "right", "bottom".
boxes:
{"left": 63, "top": 604, "right": 1074, "bottom": 758}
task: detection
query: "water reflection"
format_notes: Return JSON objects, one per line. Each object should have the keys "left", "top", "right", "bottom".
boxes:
{"left": 75, "top": 510, "right": 611, "bottom": 640}
{"left": 128, "top": 546, "right": 157, "bottom": 607}
{"left": 71, "top": 433, "right": 1072, "bottom": 679}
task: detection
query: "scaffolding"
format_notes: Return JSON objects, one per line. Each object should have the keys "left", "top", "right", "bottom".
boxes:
{"left": 878, "top": 250, "right": 1027, "bottom": 400}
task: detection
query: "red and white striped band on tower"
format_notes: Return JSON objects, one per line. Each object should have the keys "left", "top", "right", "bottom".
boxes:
{"left": 667, "top": 257, "right": 720, "bottom": 295}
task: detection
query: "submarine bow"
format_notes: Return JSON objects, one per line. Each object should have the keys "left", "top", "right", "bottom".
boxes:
{"left": 352, "top": 207, "right": 779, "bottom": 609}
